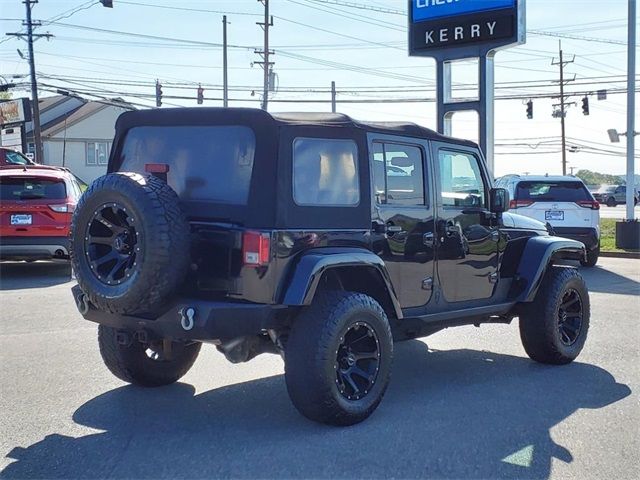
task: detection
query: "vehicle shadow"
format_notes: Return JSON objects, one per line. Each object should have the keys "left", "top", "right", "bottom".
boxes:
{"left": 577, "top": 262, "right": 640, "bottom": 295}
{"left": 0, "top": 261, "right": 71, "bottom": 291}
{"left": 2, "top": 342, "right": 631, "bottom": 479}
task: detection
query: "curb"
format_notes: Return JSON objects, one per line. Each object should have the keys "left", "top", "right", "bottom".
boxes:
{"left": 600, "top": 251, "right": 640, "bottom": 259}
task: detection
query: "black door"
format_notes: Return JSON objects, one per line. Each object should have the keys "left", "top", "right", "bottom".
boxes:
{"left": 432, "top": 144, "right": 499, "bottom": 303}
{"left": 369, "top": 136, "right": 435, "bottom": 309}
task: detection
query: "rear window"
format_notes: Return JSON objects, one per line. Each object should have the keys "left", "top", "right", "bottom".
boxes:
{"left": 2, "top": 150, "right": 32, "bottom": 166}
{"left": 516, "top": 181, "right": 591, "bottom": 202}
{"left": 0, "top": 177, "right": 66, "bottom": 201}
{"left": 119, "top": 126, "right": 255, "bottom": 205}
{"left": 292, "top": 137, "right": 359, "bottom": 206}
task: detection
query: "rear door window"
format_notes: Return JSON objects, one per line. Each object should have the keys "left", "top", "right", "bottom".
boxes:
{"left": 0, "top": 177, "right": 66, "bottom": 201}
{"left": 372, "top": 142, "right": 426, "bottom": 206}
{"left": 516, "top": 181, "right": 591, "bottom": 203}
{"left": 120, "top": 126, "right": 255, "bottom": 205}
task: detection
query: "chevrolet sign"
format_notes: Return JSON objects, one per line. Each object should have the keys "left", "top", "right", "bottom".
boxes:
{"left": 409, "top": 0, "right": 525, "bottom": 57}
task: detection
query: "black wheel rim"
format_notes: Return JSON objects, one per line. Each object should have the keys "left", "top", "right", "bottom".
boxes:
{"left": 335, "top": 321, "right": 380, "bottom": 401}
{"left": 558, "top": 288, "right": 583, "bottom": 346}
{"left": 84, "top": 202, "right": 139, "bottom": 285}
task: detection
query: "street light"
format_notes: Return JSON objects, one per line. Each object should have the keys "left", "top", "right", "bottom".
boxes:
{"left": 607, "top": 129, "right": 621, "bottom": 143}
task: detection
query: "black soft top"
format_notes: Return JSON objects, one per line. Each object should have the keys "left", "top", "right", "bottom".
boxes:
{"left": 114, "top": 107, "right": 476, "bottom": 147}
{"left": 110, "top": 108, "right": 476, "bottom": 228}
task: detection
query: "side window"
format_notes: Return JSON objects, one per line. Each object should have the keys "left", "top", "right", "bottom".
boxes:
{"left": 371, "top": 141, "right": 425, "bottom": 206}
{"left": 438, "top": 150, "right": 486, "bottom": 208}
{"left": 292, "top": 137, "right": 359, "bottom": 206}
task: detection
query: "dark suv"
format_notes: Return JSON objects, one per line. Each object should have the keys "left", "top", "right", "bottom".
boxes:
{"left": 70, "top": 108, "right": 590, "bottom": 426}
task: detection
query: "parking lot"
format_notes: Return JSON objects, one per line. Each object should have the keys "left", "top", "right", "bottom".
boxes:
{"left": 0, "top": 258, "right": 638, "bottom": 479}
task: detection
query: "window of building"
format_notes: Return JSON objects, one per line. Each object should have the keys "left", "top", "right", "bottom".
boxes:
{"left": 292, "top": 137, "right": 359, "bottom": 206}
{"left": 438, "top": 150, "right": 486, "bottom": 208}
{"left": 372, "top": 142, "right": 425, "bottom": 206}
{"left": 87, "top": 142, "right": 109, "bottom": 166}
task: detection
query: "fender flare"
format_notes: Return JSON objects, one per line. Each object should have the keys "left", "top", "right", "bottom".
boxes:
{"left": 279, "top": 248, "right": 403, "bottom": 319}
{"left": 514, "top": 236, "right": 586, "bottom": 303}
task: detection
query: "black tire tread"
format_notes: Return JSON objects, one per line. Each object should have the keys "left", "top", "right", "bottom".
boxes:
{"left": 98, "top": 325, "right": 201, "bottom": 387}
{"left": 519, "top": 266, "right": 590, "bottom": 365}
{"left": 285, "top": 291, "right": 392, "bottom": 426}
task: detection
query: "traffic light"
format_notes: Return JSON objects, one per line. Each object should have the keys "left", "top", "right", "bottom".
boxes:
{"left": 526, "top": 100, "right": 533, "bottom": 119}
{"left": 197, "top": 84, "right": 204, "bottom": 105}
{"left": 582, "top": 96, "right": 589, "bottom": 115}
{"left": 155, "top": 81, "right": 162, "bottom": 107}
{"left": 100, "top": 0, "right": 113, "bottom": 7}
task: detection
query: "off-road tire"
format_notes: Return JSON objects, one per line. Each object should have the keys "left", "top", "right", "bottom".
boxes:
{"left": 285, "top": 291, "right": 393, "bottom": 426}
{"left": 606, "top": 197, "right": 617, "bottom": 207}
{"left": 580, "top": 244, "right": 600, "bottom": 267}
{"left": 70, "top": 173, "right": 190, "bottom": 315}
{"left": 98, "top": 325, "right": 201, "bottom": 387}
{"left": 519, "top": 266, "right": 589, "bottom": 365}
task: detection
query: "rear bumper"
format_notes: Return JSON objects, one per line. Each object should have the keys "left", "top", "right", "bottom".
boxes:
{"left": 71, "top": 285, "right": 286, "bottom": 341}
{"left": 553, "top": 227, "right": 599, "bottom": 251}
{"left": 0, "top": 236, "right": 69, "bottom": 260}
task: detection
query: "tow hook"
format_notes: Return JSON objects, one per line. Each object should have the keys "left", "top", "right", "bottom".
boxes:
{"left": 179, "top": 307, "right": 196, "bottom": 331}
{"left": 76, "top": 293, "right": 90, "bottom": 315}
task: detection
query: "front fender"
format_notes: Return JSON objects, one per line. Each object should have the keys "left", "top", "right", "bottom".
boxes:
{"left": 279, "top": 248, "right": 402, "bottom": 319}
{"left": 514, "top": 236, "right": 586, "bottom": 302}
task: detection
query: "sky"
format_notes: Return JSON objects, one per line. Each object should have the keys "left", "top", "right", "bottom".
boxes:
{"left": 0, "top": 0, "right": 638, "bottom": 178}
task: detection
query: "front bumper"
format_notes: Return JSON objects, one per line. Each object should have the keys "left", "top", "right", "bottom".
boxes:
{"left": 71, "top": 285, "right": 285, "bottom": 341}
{"left": 553, "top": 227, "right": 599, "bottom": 251}
{"left": 0, "top": 236, "right": 69, "bottom": 260}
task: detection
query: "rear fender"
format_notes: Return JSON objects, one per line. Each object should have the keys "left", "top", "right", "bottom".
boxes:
{"left": 513, "top": 236, "right": 586, "bottom": 302}
{"left": 279, "top": 248, "right": 402, "bottom": 319}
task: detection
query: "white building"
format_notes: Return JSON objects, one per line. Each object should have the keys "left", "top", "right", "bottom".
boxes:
{"left": 25, "top": 95, "right": 134, "bottom": 184}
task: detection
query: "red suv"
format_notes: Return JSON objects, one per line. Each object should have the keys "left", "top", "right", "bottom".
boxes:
{"left": 0, "top": 165, "right": 85, "bottom": 261}
{"left": 0, "top": 147, "right": 36, "bottom": 166}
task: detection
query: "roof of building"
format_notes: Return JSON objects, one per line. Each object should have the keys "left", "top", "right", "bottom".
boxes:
{"left": 40, "top": 102, "right": 107, "bottom": 137}
{"left": 38, "top": 95, "right": 70, "bottom": 112}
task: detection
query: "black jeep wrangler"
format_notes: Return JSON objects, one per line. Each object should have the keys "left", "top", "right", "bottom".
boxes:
{"left": 70, "top": 108, "right": 590, "bottom": 426}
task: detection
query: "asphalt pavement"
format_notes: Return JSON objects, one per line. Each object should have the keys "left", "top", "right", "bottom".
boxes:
{"left": 0, "top": 258, "right": 638, "bottom": 479}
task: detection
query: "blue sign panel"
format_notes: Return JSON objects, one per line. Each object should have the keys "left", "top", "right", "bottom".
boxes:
{"left": 412, "top": 0, "right": 516, "bottom": 22}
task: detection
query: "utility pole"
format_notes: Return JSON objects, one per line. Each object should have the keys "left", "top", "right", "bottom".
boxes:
{"left": 6, "top": 1, "right": 52, "bottom": 164}
{"left": 223, "top": 15, "right": 229, "bottom": 108}
{"left": 551, "top": 41, "right": 575, "bottom": 176}
{"left": 331, "top": 81, "right": 337, "bottom": 113}
{"left": 625, "top": 0, "right": 636, "bottom": 221}
{"left": 255, "top": 0, "right": 274, "bottom": 111}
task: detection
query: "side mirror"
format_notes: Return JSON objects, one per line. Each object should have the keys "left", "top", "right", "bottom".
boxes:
{"left": 490, "top": 188, "right": 510, "bottom": 213}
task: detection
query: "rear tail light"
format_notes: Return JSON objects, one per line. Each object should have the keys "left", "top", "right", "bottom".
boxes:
{"left": 577, "top": 200, "right": 600, "bottom": 210}
{"left": 144, "top": 163, "right": 170, "bottom": 174}
{"left": 509, "top": 200, "right": 534, "bottom": 208}
{"left": 242, "top": 231, "right": 270, "bottom": 266}
{"left": 48, "top": 203, "right": 75, "bottom": 213}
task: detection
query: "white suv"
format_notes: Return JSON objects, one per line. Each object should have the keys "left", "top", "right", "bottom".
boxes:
{"left": 495, "top": 175, "right": 600, "bottom": 266}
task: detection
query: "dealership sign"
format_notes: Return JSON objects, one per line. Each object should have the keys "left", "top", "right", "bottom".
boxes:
{"left": 409, "top": 0, "right": 525, "bottom": 57}
{"left": 0, "top": 98, "right": 32, "bottom": 127}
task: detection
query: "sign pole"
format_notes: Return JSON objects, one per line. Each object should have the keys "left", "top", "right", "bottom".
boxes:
{"left": 409, "top": 0, "right": 525, "bottom": 178}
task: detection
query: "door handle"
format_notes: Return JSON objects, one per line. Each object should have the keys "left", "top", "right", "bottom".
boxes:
{"left": 423, "top": 232, "right": 435, "bottom": 247}
{"left": 386, "top": 225, "right": 404, "bottom": 235}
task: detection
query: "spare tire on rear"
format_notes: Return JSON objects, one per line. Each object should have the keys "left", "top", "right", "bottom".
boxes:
{"left": 70, "top": 172, "right": 190, "bottom": 315}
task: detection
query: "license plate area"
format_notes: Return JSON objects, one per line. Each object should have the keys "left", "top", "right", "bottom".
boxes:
{"left": 545, "top": 210, "right": 564, "bottom": 221}
{"left": 10, "top": 214, "right": 33, "bottom": 225}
